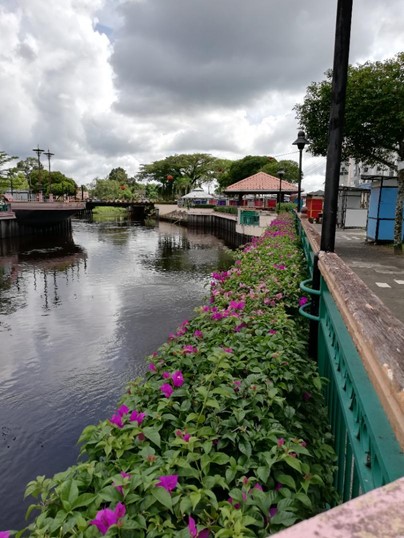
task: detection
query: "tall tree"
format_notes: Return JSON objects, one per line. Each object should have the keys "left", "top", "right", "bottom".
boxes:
{"left": 295, "top": 53, "right": 404, "bottom": 252}
{"left": 108, "top": 167, "right": 128, "bottom": 183}
{"left": 221, "top": 155, "right": 276, "bottom": 189}
{"left": 260, "top": 159, "right": 300, "bottom": 182}
{"left": 137, "top": 153, "right": 221, "bottom": 197}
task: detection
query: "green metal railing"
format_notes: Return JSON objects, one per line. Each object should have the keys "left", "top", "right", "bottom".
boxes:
{"left": 239, "top": 210, "right": 260, "bottom": 226}
{"left": 298, "top": 220, "right": 404, "bottom": 501}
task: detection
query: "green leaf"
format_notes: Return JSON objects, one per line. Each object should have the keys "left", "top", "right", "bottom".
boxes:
{"left": 143, "top": 427, "right": 161, "bottom": 447}
{"left": 60, "top": 480, "right": 79, "bottom": 504}
{"left": 189, "top": 491, "right": 201, "bottom": 510}
{"left": 256, "top": 466, "right": 270, "bottom": 483}
{"left": 274, "top": 473, "right": 296, "bottom": 490}
{"left": 71, "top": 493, "right": 97, "bottom": 509}
{"left": 284, "top": 456, "right": 302, "bottom": 473}
{"left": 152, "top": 488, "right": 173, "bottom": 510}
{"left": 295, "top": 492, "right": 312, "bottom": 508}
{"left": 180, "top": 495, "right": 193, "bottom": 514}
{"left": 212, "top": 452, "right": 229, "bottom": 465}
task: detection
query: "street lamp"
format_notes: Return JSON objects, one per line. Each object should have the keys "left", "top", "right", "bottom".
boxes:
{"left": 277, "top": 169, "right": 285, "bottom": 213}
{"left": 292, "top": 130, "right": 310, "bottom": 211}
{"left": 32, "top": 145, "right": 44, "bottom": 201}
{"left": 43, "top": 149, "right": 54, "bottom": 201}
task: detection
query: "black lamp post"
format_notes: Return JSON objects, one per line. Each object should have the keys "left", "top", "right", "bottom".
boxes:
{"left": 292, "top": 130, "right": 310, "bottom": 211}
{"left": 277, "top": 169, "right": 285, "bottom": 213}
{"left": 43, "top": 149, "right": 54, "bottom": 200}
{"left": 32, "top": 145, "right": 44, "bottom": 200}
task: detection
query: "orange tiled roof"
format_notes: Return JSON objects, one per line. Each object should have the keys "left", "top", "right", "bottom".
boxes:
{"left": 224, "top": 172, "right": 298, "bottom": 193}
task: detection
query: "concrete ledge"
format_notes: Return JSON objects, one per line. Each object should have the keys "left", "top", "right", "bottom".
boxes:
{"left": 274, "top": 477, "right": 404, "bottom": 538}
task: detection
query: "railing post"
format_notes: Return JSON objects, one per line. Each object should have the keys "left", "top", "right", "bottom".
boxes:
{"left": 308, "top": 253, "right": 321, "bottom": 360}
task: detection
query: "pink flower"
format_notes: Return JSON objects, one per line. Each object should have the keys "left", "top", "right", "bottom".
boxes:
{"left": 0, "top": 532, "right": 10, "bottom": 538}
{"left": 162, "top": 371, "right": 171, "bottom": 379}
{"left": 109, "top": 414, "right": 124, "bottom": 429}
{"left": 160, "top": 383, "right": 173, "bottom": 398}
{"left": 223, "top": 347, "right": 233, "bottom": 353}
{"left": 183, "top": 345, "right": 198, "bottom": 354}
{"left": 188, "top": 516, "right": 209, "bottom": 537}
{"left": 234, "top": 323, "right": 246, "bottom": 332}
{"left": 114, "top": 471, "right": 131, "bottom": 495}
{"left": 269, "top": 505, "right": 278, "bottom": 518}
{"left": 229, "top": 300, "right": 245, "bottom": 310}
{"left": 268, "top": 329, "right": 277, "bottom": 335}
{"left": 149, "top": 363, "right": 157, "bottom": 372}
{"left": 194, "top": 330, "right": 203, "bottom": 338}
{"left": 183, "top": 433, "right": 191, "bottom": 442}
{"left": 117, "top": 405, "right": 129, "bottom": 417}
{"left": 277, "top": 437, "right": 285, "bottom": 447}
{"left": 172, "top": 370, "right": 184, "bottom": 387}
{"left": 303, "top": 391, "right": 312, "bottom": 401}
{"left": 299, "top": 296, "right": 309, "bottom": 307}
{"left": 90, "top": 503, "right": 126, "bottom": 535}
{"left": 188, "top": 516, "right": 198, "bottom": 538}
{"left": 157, "top": 474, "right": 178, "bottom": 491}
{"left": 233, "top": 380, "right": 241, "bottom": 392}
{"left": 130, "top": 410, "right": 146, "bottom": 425}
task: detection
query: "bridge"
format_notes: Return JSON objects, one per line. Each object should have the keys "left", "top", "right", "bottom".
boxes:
{"left": 85, "top": 200, "right": 155, "bottom": 219}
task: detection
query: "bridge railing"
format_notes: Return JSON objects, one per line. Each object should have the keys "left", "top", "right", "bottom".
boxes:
{"left": 297, "top": 216, "right": 404, "bottom": 502}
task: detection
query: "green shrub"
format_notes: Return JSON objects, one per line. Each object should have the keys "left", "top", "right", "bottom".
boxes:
{"left": 20, "top": 215, "right": 336, "bottom": 538}
{"left": 214, "top": 206, "right": 238, "bottom": 215}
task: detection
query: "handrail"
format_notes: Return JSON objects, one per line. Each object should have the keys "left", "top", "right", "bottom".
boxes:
{"left": 297, "top": 215, "right": 404, "bottom": 501}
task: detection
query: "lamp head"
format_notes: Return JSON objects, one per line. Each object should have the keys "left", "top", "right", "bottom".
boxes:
{"left": 292, "top": 130, "right": 310, "bottom": 151}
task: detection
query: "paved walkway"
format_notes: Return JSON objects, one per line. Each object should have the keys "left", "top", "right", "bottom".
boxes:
{"left": 318, "top": 226, "right": 404, "bottom": 324}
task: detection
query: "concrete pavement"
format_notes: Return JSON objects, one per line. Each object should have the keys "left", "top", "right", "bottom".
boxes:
{"left": 318, "top": 226, "right": 404, "bottom": 324}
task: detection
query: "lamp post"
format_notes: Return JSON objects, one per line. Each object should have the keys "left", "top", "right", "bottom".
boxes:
{"left": 292, "top": 130, "right": 310, "bottom": 211}
{"left": 277, "top": 169, "right": 285, "bottom": 213}
{"left": 32, "top": 145, "right": 44, "bottom": 201}
{"left": 43, "top": 149, "right": 54, "bottom": 201}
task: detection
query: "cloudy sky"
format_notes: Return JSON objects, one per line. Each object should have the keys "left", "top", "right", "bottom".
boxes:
{"left": 0, "top": 0, "right": 403, "bottom": 192}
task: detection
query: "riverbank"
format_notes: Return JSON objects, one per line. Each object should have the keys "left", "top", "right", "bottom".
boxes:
{"left": 17, "top": 214, "right": 337, "bottom": 537}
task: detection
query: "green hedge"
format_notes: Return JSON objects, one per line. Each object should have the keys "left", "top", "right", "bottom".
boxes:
{"left": 19, "top": 214, "right": 336, "bottom": 538}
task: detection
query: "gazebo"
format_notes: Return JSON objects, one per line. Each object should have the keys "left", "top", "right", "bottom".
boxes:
{"left": 224, "top": 172, "right": 299, "bottom": 208}
{"left": 178, "top": 187, "right": 216, "bottom": 207}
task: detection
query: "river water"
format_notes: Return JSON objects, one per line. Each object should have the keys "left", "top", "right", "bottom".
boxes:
{"left": 0, "top": 217, "right": 234, "bottom": 530}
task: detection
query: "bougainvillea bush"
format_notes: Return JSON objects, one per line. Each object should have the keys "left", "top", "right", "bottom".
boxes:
{"left": 14, "top": 214, "right": 337, "bottom": 538}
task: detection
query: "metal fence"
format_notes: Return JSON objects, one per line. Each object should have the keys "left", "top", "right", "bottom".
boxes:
{"left": 297, "top": 217, "right": 404, "bottom": 502}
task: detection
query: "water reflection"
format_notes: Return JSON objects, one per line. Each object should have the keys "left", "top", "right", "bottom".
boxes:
{"left": 0, "top": 219, "right": 234, "bottom": 530}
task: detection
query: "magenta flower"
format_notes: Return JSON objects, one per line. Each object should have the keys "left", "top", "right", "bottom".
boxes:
{"left": 233, "top": 380, "right": 241, "bottom": 392}
{"left": 160, "top": 383, "right": 173, "bottom": 398}
{"left": 188, "top": 516, "right": 209, "bottom": 537}
{"left": 223, "top": 347, "right": 233, "bottom": 353}
{"left": 229, "top": 300, "right": 245, "bottom": 310}
{"left": 114, "top": 471, "right": 131, "bottom": 495}
{"left": 157, "top": 474, "right": 178, "bottom": 491}
{"left": 172, "top": 370, "right": 184, "bottom": 387}
{"left": 162, "top": 371, "right": 171, "bottom": 379}
{"left": 303, "top": 391, "right": 312, "bottom": 401}
{"left": 130, "top": 410, "right": 146, "bottom": 425}
{"left": 109, "top": 414, "right": 124, "bottom": 429}
{"left": 90, "top": 503, "right": 126, "bottom": 535}
{"left": 117, "top": 404, "right": 129, "bottom": 417}
{"left": 149, "top": 363, "right": 157, "bottom": 372}
{"left": 299, "top": 296, "right": 309, "bottom": 307}
{"left": 188, "top": 516, "right": 198, "bottom": 538}
{"left": 194, "top": 330, "right": 203, "bottom": 338}
{"left": 277, "top": 437, "right": 285, "bottom": 447}
{"left": 269, "top": 505, "right": 278, "bottom": 518}
{"left": 183, "top": 345, "right": 198, "bottom": 354}
{"left": 234, "top": 322, "right": 246, "bottom": 332}
{"left": 0, "top": 532, "right": 10, "bottom": 538}
{"left": 183, "top": 433, "right": 191, "bottom": 442}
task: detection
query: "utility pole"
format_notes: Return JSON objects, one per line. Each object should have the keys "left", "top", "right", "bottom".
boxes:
{"left": 44, "top": 149, "right": 54, "bottom": 201}
{"left": 320, "top": 0, "right": 354, "bottom": 252}
{"left": 32, "top": 146, "right": 44, "bottom": 202}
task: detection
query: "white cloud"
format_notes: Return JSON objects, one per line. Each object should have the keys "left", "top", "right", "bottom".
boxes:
{"left": 0, "top": 0, "right": 403, "bottom": 190}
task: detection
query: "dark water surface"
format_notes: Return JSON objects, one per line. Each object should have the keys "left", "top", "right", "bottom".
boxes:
{"left": 0, "top": 218, "right": 234, "bottom": 530}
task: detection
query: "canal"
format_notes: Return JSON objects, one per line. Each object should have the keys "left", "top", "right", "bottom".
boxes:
{"left": 0, "top": 217, "right": 235, "bottom": 530}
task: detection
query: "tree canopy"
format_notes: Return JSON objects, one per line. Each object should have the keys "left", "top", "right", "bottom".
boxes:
{"left": 260, "top": 159, "right": 300, "bottom": 182}
{"left": 108, "top": 167, "right": 129, "bottom": 183}
{"left": 295, "top": 52, "right": 404, "bottom": 250}
{"left": 29, "top": 169, "right": 77, "bottom": 196}
{"left": 137, "top": 153, "right": 225, "bottom": 198}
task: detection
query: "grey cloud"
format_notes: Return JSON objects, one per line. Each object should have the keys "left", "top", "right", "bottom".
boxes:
{"left": 112, "top": 0, "right": 337, "bottom": 116}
